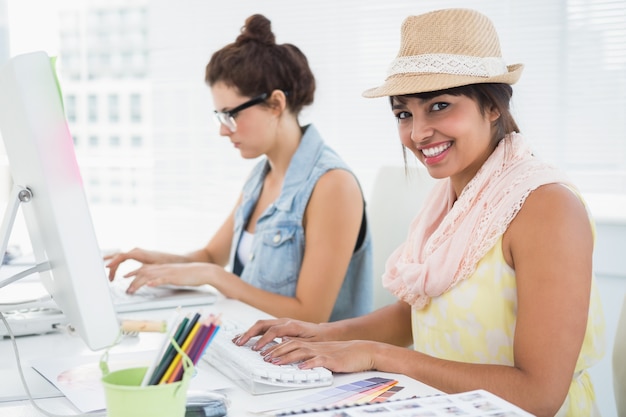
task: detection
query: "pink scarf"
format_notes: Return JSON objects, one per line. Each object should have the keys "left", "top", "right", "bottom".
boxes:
{"left": 382, "top": 133, "right": 574, "bottom": 309}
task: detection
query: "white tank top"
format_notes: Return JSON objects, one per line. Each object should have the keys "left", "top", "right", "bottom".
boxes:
{"left": 236, "top": 230, "right": 254, "bottom": 267}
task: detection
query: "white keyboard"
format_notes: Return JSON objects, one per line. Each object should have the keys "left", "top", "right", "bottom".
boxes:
{"left": 202, "top": 319, "right": 333, "bottom": 394}
{"left": 0, "top": 307, "right": 67, "bottom": 338}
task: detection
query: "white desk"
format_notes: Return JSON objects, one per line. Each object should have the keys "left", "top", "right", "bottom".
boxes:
{"left": 0, "top": 295, "right": 441, "bottom": 416}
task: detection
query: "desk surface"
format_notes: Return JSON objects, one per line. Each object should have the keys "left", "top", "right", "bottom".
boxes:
{"left": 0, "top": 295, "right": 441, "bottom": 416}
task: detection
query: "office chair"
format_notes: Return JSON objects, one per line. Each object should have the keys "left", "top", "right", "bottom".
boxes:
{"left": 614, "top": 293, "right": 626, "bottom": 416}
{"left": 367, "top": 165, "right": 435, "bottom": 309}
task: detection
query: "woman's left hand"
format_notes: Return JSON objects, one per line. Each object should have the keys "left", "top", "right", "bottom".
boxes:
{"left": 260, "top": 339, "right": 379, "bottom": 373}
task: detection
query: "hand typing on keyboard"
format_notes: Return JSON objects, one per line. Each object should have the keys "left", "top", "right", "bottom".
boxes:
{"left": 107, "top": 278, "right": 218, "bottom": 313}
{"left": 202, "top": 319, "right": 333, "bottom": 394}
{"left": 109, "top": 278, "right": 172, "bottom": 301}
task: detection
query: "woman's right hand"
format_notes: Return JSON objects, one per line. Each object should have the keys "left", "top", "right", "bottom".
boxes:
{"left": 234, "top": 318, "right": 335, "bottom": 351}
{"left": 234, "top": 318, "right": 381, "bottom": 373}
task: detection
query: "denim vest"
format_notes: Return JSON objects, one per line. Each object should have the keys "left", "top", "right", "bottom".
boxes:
{"left": 229, "top": 125, "right": 373, "bottom": 321}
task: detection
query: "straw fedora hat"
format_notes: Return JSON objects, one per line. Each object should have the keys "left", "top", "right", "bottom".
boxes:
{"left": 362, "top": 8, "right": 524, "bottom": 98}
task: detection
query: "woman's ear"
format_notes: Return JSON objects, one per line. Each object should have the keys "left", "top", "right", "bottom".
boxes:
{"left": 267, "top": 90, "right": 288, "bottom": 114}
{"left": 489, "top": 106, "right": 501, "bottom": 122}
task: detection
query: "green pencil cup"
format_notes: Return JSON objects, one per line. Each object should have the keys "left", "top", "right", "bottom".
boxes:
{"left": 100, "top": 338, "right": 194, "bottom": 417}
{"left": 101, "top": 366, "right": 191, "bottom": 417}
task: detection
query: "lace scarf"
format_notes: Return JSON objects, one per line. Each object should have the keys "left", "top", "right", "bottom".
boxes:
{"left": 382, "top": 133, "right": 574, "bottom": 309}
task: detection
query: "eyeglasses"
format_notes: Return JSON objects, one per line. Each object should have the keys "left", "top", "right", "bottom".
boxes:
{"left": 213, "top": 93, "right": 269, "bottom": 133}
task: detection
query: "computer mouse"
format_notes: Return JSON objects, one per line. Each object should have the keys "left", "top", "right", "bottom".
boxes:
{"left": 185, "top": 391, "right": 229, "bottom": 417}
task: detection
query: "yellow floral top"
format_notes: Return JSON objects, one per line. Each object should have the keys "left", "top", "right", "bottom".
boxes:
{"left": 411, "top": 236, "right": 606, "bottom": 416}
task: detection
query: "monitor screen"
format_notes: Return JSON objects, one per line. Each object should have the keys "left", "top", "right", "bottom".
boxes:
{"left": 0, "top": 51, "right": 119, "bottom": 350}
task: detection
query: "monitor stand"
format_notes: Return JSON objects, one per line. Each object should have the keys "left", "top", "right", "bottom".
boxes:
{"left": 0, "top": 185, "right": 63, "bottom": 402}
{"left": 0, "top": 184, "right": 50, "bottom": 289}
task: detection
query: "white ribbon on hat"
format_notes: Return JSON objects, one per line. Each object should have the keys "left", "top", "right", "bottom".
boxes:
{"left": 387, "top": 54, "right": 508, "bottom": 78}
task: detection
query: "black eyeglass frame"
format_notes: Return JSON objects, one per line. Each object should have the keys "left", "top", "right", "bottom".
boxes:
{"left": 213, "top": 92, "right": 270, "bottom": 132}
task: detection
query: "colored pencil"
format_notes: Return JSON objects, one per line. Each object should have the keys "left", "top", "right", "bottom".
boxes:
{"left": 148, "top": 313, "right": 193, "bottom": 385}
{"left": 161, "top": 315, "right": 202, "bottom": 384}
{"left": 141, "top": 309, "right": 184, "bottom": 386}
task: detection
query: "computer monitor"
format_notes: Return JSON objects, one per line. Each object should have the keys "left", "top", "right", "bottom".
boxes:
{"left": 0, "top": 51, "right": 119, "bottom": 350}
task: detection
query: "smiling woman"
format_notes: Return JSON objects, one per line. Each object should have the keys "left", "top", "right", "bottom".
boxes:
{"left": 234, "top": 9, "right": 606, "bottom": 417}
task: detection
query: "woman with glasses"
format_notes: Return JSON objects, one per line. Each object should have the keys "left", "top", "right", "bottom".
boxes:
{"left": 105, "top": 14, "right": 373, "bottom": 323}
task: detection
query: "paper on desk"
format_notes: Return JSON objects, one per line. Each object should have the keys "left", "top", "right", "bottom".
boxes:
{"left": 247, "top": 372, "right": 440, "bottom": 414}
{"left": 264, "top": 389, "right": 535, "bottom": 417}
{"left": 30, "top": 350, "right": 232, "bottom": 412}
{"left": 0, "top": 368, "right": 62, "bottom": 402}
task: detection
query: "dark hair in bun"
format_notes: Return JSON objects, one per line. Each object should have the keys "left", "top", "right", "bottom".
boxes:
{"left": 205, "top": 14, "right": 315, "bottom": 115}
{"left": 235, "top": 14, "right": 275, "bottom": 46}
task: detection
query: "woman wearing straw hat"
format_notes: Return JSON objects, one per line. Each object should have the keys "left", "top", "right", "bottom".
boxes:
{"left": 236, "top": 8, "right": 605, "bottom": 417}
{"left": 105, "top": 14, "right": 373, "bottom": 323}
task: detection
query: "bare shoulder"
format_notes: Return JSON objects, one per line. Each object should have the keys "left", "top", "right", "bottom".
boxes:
{"left": 317, "top": 168, "right": 361, "bottom": 192}
{"left": 503, "top": 183, "right": 592, "bottom": 268}
{"left": 311, "top": 168, "right": 363, "bottom": 203}
{"left": 517, "top": 183, "right": 589, "bottom": 222}
{"left": 305, "top": 169, "right": 363, "bottom": 225}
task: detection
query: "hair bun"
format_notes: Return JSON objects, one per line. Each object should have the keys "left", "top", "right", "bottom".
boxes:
{"left": 205, "top": 13, "right": 316, "bottom": 115}
{"left": 236, "top": 14, "right": 275, "bottom": 46}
